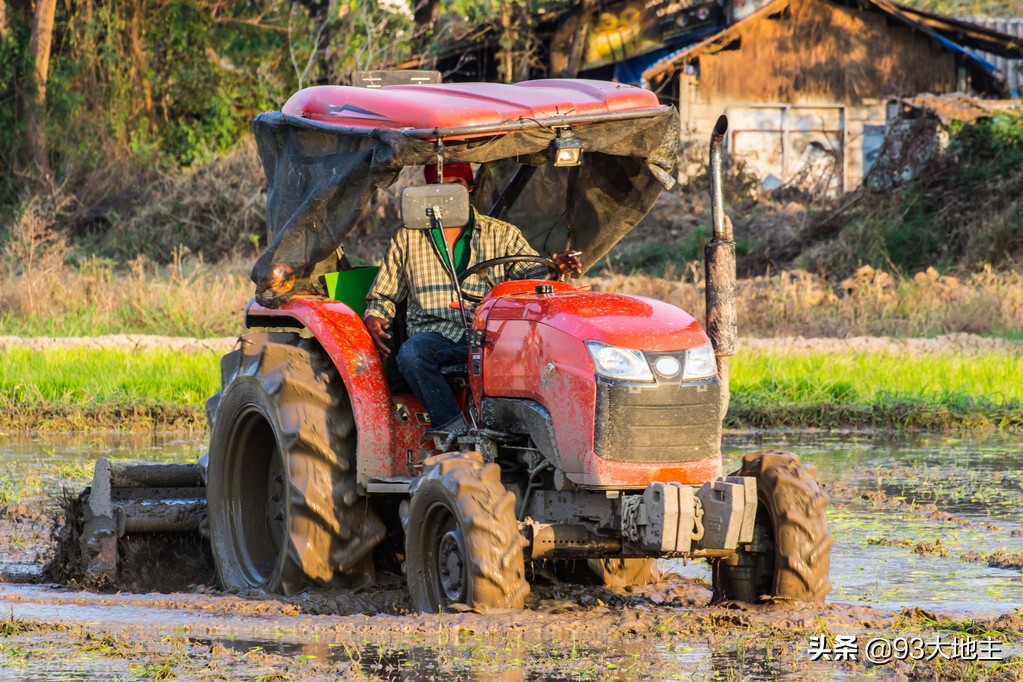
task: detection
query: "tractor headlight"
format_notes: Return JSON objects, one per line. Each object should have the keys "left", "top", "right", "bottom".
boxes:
{"left": 585, "top": 341, "right": 654, "bottom": 382}
{"left": 683, "top": 341, "right": 717, "bottom": 381}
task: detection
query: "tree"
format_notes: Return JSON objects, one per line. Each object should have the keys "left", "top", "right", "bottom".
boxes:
{"left": 0, "top": 1, "right": 9, "bottom": 42}
{"left": 23, "top": 0, "right": 56, "bottom": 178}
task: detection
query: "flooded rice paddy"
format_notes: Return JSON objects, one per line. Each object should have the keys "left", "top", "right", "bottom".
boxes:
{"left": 679, "top": 433, "right": 1023, "bottom": 618}
{"left": 0, "top": 431, "right": 1020, "bottom": 679}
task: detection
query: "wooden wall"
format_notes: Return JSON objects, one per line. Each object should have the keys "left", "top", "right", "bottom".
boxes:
{"left": 690, "top": 0, "right": 958, "bottom": 105}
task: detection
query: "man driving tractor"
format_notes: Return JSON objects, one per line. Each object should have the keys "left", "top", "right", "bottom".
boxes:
{"left": 364, "top": 162, "right": 583, "bottom": 443}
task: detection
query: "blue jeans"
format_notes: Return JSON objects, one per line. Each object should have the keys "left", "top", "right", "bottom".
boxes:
{"left": 396, "top": 332, "right": 468, "bottom": 428}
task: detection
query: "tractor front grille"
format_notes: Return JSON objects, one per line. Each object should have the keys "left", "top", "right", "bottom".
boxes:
{"left": 593, "top": 377, "right": 721, "bottom": 463}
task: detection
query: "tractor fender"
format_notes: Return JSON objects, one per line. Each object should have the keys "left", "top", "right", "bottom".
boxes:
{"left": 245, "top": 298, "right": 394, "bottom": 486}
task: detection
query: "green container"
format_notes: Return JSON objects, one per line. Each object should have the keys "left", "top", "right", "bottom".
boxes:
{"left": 323, "top": 266, "right": 380, "bottom": 316}
{"left": 324, "top": 266, "right": 401, "bottom": 381}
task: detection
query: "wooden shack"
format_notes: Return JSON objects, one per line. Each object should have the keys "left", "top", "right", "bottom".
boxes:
{"left": 643, "top": 0, "right": 1022, "bottom": 193}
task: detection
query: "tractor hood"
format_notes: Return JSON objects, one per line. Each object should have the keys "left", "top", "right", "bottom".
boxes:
{"left": 487, "top": 290, "right": 708, "bottom": 352}
{"left": 251, "top": 79, "right": 678, "bottom": 307}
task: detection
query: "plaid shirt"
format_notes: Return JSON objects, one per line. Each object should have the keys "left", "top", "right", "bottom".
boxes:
{"left": 365, "top": 212, "right": 546, "bottom": 341}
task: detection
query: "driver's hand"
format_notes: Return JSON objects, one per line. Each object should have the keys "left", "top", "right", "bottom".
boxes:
{"left": 551, "top": 251, "right": 583, "bottom": 276}
{"left": 364, "top": 315, "right": 393, "bottom": 357}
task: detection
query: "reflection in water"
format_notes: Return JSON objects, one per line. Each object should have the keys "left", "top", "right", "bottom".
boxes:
{"left": 212, "top": 636, "right": 853, "bottom": 681}
{"left": 214, "top": 638, "right": 536, "bottom": 680}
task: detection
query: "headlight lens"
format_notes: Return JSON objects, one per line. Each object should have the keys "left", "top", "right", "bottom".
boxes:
{"left": 585, "top": 341, "right": 654, "bottom": 382}
{"left": 683, "top": 341, "right": 717, "bottom": 380}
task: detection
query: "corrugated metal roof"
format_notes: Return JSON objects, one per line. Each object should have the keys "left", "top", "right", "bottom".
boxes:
{"left": 966, "top": 17, "right": 1023, "bottom": 95}
{"left": 884, "top": 3, "right": 1023, "bottom": 58}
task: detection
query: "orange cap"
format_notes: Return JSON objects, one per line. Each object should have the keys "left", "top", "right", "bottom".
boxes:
{"left": 424, "top": 162, "right": 474, "bottom": 185}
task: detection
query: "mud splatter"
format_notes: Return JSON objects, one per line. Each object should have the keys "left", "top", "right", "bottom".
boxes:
{"left": 824, "top": 480, "right": 1008, "bottom": 531}
{"left": 866, "top": 537, "right": 952, "bottom": 557}
{"left": 960, "top": 550, "right": 1023, "bottom": 572}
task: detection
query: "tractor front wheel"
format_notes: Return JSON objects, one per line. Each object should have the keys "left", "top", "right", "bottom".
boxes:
{"left": 404, "top": 454, "right": 529, "bottom": 612}
{"left": 712, "top": 451, "right": 833, "bottom": 603}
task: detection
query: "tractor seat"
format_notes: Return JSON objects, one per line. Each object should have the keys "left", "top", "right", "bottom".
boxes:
{"left": 439, "top": 362, "right": 468, "bottom": 375}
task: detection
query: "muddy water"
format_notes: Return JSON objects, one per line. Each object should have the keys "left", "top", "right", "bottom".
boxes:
{"left": 671, "top": 432, "right": 1023, "bottom": 618}
{"left": 0, "top": 431, "right": 1020, "bottom": 679}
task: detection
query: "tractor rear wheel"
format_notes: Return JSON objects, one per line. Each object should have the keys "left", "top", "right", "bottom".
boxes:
{"left": 205, "top": 332, "right": 384, "bottom": 594}
{"left": 712, "top": 451, "right": 832, "bottom": 603}
{"left": 404, "top": 453, "right": 529, "bottom": 612}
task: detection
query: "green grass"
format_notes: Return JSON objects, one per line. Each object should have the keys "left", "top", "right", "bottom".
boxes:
{"left": 2, "top": 345, "right": 1022, "bottom": 432}
{"left": 730, "top": 350, "right": 1023, "bottom": 430}
{"left": 0, "top": 347, "right": 221, "bottom": 431}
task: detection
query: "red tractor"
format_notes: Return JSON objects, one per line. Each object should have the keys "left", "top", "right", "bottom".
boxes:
{"left": 78, "top": 74, "right": 832, "bottom": 611}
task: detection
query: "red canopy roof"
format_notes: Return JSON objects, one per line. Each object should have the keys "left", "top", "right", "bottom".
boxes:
{"left": 281, "top": 79, "right": 662, "bottom": 133}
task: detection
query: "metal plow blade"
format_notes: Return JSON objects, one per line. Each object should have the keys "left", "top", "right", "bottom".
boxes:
{"left": 81, "top": 457, "right": 207, "bottom": 586}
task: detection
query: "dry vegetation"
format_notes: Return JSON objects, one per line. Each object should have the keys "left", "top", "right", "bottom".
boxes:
{"left": 590, "top": 265, "right": 1023, "bottom": 338}
{"left": 2, "top": 157, "right": 1022, "bottom": 339}
{"left": 898, "top": 0, "right": 1021, "bottom": 14}
{"left": 3, "top": 169, "right": 1021, "bottom": 341}
{"left": 56, "top": 139, "right": 267, "bottom": 266}
{"left": 0, "top": 197, "right": 252, "bottom": 337}
{"left": 4, "top": 248, "right": 1023, "bottom": 339}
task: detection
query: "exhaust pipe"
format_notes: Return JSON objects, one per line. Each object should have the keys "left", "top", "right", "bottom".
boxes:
{"left": 705, "top": 115, "right": 737, "bottom": 423}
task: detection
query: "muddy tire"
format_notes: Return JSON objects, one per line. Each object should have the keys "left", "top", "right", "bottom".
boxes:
{"left": 712, "top": 451, "right": 833, "bottom": 603}
{"left": 555, "top": 558, "right": 659, "bottom": 589}
{"left": 205, "top": 332, "right": 384, "bottom": 594}
{"left": 404, "top": 453, "right": 529, "bottom": 612}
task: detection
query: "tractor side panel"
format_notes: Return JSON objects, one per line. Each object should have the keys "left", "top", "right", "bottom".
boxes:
{"left": 484, "top": 319, "right": 597, "bottom": 467}
{"left": 389, "top": 392, "right": 432, "bottom": 477}
{"left": 245, "top": 299, "right": 396, "bottom": 485}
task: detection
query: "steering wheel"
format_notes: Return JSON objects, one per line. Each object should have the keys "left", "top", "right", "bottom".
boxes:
{"left": 456, "top": 255, "right": 559, "bottom": 302}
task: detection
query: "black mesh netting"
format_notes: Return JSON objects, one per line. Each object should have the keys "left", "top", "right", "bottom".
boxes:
{"left": 251, "top": 107, "right": 679, "bottom": 306}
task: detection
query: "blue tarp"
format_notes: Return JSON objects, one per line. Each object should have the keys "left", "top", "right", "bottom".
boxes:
{"left": 613, "top": 24, "right": 726, "bottom": 86}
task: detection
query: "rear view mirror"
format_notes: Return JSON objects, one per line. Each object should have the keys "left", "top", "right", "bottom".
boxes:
{"left": 401, "top": 184, "right": 471, "bottom": 230}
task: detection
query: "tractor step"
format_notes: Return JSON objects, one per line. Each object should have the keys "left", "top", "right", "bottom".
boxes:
{"left": 81, "top": 457, "right": 207, "bottom": 585}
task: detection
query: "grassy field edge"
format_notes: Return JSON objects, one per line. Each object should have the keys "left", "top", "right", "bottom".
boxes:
{"left": 2, "top": 344, "right": 1021, "bottom": 433}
